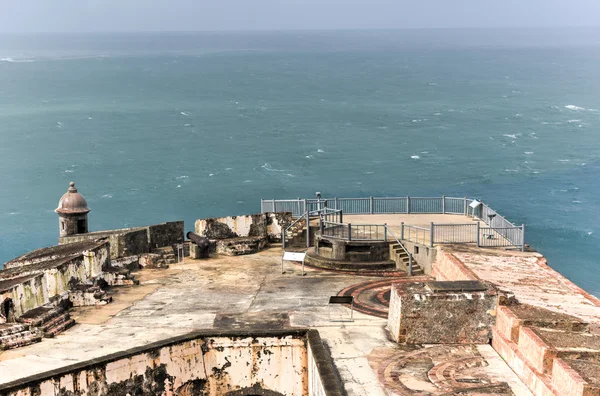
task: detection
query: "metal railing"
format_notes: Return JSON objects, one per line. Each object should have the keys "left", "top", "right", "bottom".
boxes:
{"left": 261, "top": 196, "right": 474, "bottom": 217}
{"left": 321, "top": 221, "right": 387, "bottom": 241}
{"left": 282, "top": 207, "right": 343, "bottom": 249}
{"left": 266, "top": 196, "right": 525, "bottom": 251}
{"left": 401, "top": 224, "right": 431, "bottom": 246}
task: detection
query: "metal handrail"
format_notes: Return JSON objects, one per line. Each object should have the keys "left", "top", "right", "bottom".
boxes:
{"left": 282, "top": 207, "right": 344, "bottom": 249}
{"left": 385, "top": 225, "right": 414, "bottom": 276}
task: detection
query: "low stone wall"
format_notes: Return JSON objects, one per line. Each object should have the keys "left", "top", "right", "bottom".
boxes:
{"left": 316, "top": 237, "right": 389, "bottom": 262}
{"left": 195, "top": 212, "right": 292, "bottom": 243}
{"left": 147, "top": 221, "right": 184, "bottom": 249}
{"left": 431, "top": 249, "right": 479, "bottom": 281}
{"left": 0, "top": 329, "right": 344, "bottom": 396}
{"left": 59, "top": 227, "right": 148, "bottom": 260}
{"left": 388, "top": 280, "right": 498, "bottom": 344}
{"left": 58, "top": 221, "right": 184, "bottom": 260}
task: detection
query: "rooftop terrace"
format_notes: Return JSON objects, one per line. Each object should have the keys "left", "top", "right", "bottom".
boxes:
{"left": 1, "top": 205, "right": 598, "bottom": 395}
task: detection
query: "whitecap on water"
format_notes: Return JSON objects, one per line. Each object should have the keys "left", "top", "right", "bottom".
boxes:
{"left": 505, "top": 169, "right": 519, "bottom": 172}
{"left": 184, "top": 124, "right": 192, "bottom": 127}
{"left": 180, "top": 111, "right": 189, "bottom": 116}
{"left": 305, "top": 155, "right": 314, "bottom": 159}
{"left": 411, "top": 155, "right": 420, "bottom": 159}
{"left": 176, "top": 175, "right": 188, "bottom": 179}
{"left": 503, "top": 134, "right": 519, "bottom": 139}
{"left": 101, "top": 194, "right": 112, "bottom": 199}
{"left": 573, "top": 200, "right": 581, "bottom": 204}
{"left": 88, "top": 117, "right": 93, "bottom": 120}
{"left": 565, "top": 105, "right": 585, "bottom": 111}
{"left": 558, "top": 159, "right": 570, "bottom": 162}
{"left": 243, "top": 180, "right": 252, "bottom": 183}
{"left": 568, "top": 119, "right": 581, "bottom": 123}
{"left": 317, "top": 149, "right": 324, "bottom": 153}
{"left": 209, "top": 173, "right": 215, "bottom": 177}
{"left": 524, "top": 151, "right": 534, "bottom": 155}
{"left": 225, "top": 168, "right": 233, "bottom": 171}
{"left": 433, "top": 113, "right": 442, "bottom": 116}
{"left": 64, "top": 170, "right": 73, "bottom": 173}
{"left": 0, "top": 57, "right": 34, "bottom": 63}
{"left": 262, "top": 163, "right": 285, "bottom": 172}
{"left": 421, "top": 151, "right": 429, "bottom": 154}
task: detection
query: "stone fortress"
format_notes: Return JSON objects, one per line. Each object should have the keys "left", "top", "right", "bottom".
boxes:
{"left": 1, "top": 183, "right": 600, "bottom": 396}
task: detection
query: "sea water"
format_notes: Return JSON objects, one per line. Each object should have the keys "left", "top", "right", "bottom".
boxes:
{"left": 1, "top": 29, "right": 599, "bottom": 294}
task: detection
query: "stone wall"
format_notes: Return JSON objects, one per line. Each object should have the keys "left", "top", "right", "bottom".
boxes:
{"left": 58, "top": 221, "right": 184, "bottom": 260}
{"left": 59, "top": 228, "right": 146, "bottom": 260}
{"left": 0, "top": 329, "right": 343, "bottom": 396}
{"left": 1, "top": 273, "right": 49, "bottom": 320}
{"left": 147, "top": 221, "right": 184, "bottom": 249}
{"left": 431, "top": 249, "right": 479, "bottom": 281}
{"left": 266, "top": 212, "right": 293, "bottom": 243}
{"left": 0, "top": 241, "right": 109, "bottom": 319}
{"left": 195, "top": 213, "right": 292, "bottom": 242}
{"left": 388, "top": 280, "right": 498, "bottom": 344}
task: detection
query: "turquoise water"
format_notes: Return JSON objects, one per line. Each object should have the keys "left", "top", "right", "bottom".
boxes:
{"left": 1, "top": 30, "right": 600, "bottom": 294}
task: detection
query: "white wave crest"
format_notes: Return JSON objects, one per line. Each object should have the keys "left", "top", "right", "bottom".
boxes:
{"left": 568, "top": 119, "right": 581, "bottom": 123}
{"left": 503, "top": 134, "right": 518, "bottom": 139}
{"left": 565, "top": 105, "right": 585, "bottom": 111}
{"left": 305, "top": 155, "right": 314, "bottom": 159}
{"left": 524, "top": 151, "right": 534, "bottom": 155}
{"left": 176, "top": 175, "right": 188, "bottom": 179}
{"left": 101, "top": 194, "right": 113, "bottom": 199}
{"left": 261, "top": 163, "right": 285, "bottom": 172}
{"left": 317, "top": 149, "right": 324, "bottom": 153}
{"left": 0, "top": 57, "right": 34, "bottom": 63}
{"left": 180, "top": 111, "right": 189, "bottom": 116}
{"left": 411, "top": 155, "right": 420, "bottom": 159}
{"left": 64, "top": 169, "right": 73, "bottom": 173}
{"left": 558, "top": 159, "right": 570, "bottom": 162}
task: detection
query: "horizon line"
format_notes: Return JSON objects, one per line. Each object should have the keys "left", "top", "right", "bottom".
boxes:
{"left": 1, "top": 25, "right": 600, "bottom": 35}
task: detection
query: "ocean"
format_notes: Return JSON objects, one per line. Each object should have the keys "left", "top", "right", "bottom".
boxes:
{"left": 1, "top": 29, "right": 599, "bottom": 294}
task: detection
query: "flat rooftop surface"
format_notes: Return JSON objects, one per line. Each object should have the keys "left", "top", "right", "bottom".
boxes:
{"left": 449, "top": 245, "right": 600, "bottom": 326}
{"left": 0, "top": 244, "right": 531, "bottom": 395}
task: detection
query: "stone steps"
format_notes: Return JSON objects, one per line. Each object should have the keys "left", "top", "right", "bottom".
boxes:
{"left": 17, "top": 303, "right": 76, "bottom": 339}
{"left": 18, "top": 304, "right": 66, "bottom": 328}
{"left": 390, "top": 244, "right": 424, "bottom": 275}
{"left": 0, "top": 323, "right": 28, "bottom": 337}
{"left": 0, "top": 325, "right": 42, "bottom": 350}
{"left": 44, "top": 317, "right": 76, "bottom": 338}
{"left": 493, "top": 303, "right": 600, "bottom": 396}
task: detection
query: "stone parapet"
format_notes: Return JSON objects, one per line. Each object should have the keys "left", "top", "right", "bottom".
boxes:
{"left": 388, "top": 280, "right": 497, "bottom": 344}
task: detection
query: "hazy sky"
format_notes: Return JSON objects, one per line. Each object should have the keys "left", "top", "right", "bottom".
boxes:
{"left": 1, "top": 0, "right": 599, "bottom": 33}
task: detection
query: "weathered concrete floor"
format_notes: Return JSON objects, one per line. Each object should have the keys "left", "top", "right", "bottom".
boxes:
{"left": 0, "top": 246, "right": 528, "bottom": 395}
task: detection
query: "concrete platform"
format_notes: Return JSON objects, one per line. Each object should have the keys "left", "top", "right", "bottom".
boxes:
{"left": 0, "top": 245, "right": 530, "bottom": 395}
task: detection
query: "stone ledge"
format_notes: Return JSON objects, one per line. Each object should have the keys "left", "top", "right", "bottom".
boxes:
{"left": 552, "top": 358, "right": 600, "bottom": 396}
{"left": 492, "top": 327, "right": 559, "bottom": 396}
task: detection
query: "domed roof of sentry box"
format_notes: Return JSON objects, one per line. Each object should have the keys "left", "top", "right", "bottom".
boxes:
{"left": 55, "top": 182, "right": 90, "bottom": 214}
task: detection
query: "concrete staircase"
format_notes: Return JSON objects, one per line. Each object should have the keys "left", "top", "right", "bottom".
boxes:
{"left": 18, "top": 304, "right": 76, "bottom": 338}
{"left": 390, "top": 243, "right": 424, "bottom": 276}
{"left": 493, "top": 303, "right": 600, "bottom": 396}
{"left": 0, "top": 323, "right": 42, "bottom": 350}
